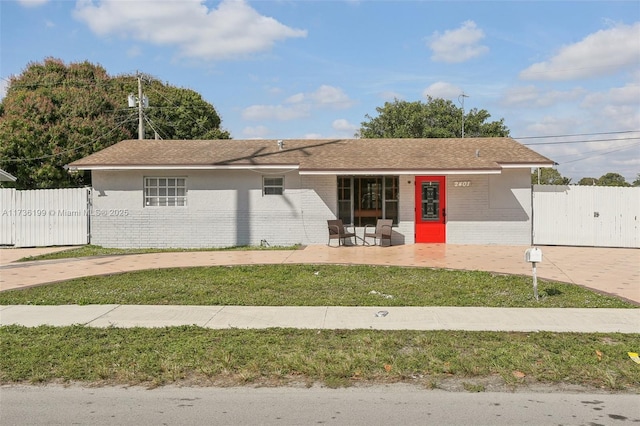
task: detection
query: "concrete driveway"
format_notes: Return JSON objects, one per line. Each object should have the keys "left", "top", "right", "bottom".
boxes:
{"left": 0, "top": 244, "right": 638, "bottom": 304}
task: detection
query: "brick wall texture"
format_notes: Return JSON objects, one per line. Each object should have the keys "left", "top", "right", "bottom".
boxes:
{"left": 90, "top": 169, "right": 532, "bottom": 248}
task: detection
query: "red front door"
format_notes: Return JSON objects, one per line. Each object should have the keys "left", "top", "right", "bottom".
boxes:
{"left": 415, "top": 176, "right": 446, "bottom": 243}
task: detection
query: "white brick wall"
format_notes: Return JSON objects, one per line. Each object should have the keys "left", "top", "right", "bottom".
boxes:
{"left": 91, "top": 170, "right": 340, "bottom": 248}
{"left": 394, "top": 176, "right": 415, "bottom": 244}
{"left": 90, "top": 169, "right": 533, "bottom": 248}
{"left": 446, "top": 170, "right": 532, "bottom": 245}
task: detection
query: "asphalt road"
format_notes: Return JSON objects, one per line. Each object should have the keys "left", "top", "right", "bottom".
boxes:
{"left": 1, "top": 384, "right": 638, "bottom": 425}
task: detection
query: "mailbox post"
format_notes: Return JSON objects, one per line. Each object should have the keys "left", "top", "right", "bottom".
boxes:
{"left": 524, "top": 247, "right": 543, "bottom": 301}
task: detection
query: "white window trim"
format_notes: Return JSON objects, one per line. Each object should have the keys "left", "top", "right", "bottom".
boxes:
{"left": 144, "top": 176, "right": 187, "bottom": 207}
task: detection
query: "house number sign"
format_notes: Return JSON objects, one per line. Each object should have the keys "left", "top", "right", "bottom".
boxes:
{"left": 453, "top": 181, "right": 472, "bottom": 187}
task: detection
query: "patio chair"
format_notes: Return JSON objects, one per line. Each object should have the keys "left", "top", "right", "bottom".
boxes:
{"left": 363, "top": 219, "right": 393, "bottom": 246}
{"left": 327, "top": 219, "right": 356, "bottom": 246}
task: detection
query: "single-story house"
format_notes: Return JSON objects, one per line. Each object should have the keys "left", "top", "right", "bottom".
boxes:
{"left": 67, "top": 138, "right": 554, "bottom": 248}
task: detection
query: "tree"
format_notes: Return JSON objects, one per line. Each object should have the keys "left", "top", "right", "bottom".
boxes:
{"left": 578, "top": 173, "right": 630, "bottom": 187}
{"left": 358, "top": 97, "right": 510, "bottom": 138}
{"left": 0, "top": 58, "right": 230, "bottom": 189}
{"left": 596, "top": 172, "right": 629, "bottom": 187}
{"left": 0, "top": 59, "right": 131, "bottom": 189}
{"left": 110, "top": 74, "right": 230, "bottom": 140}
{"left": 632, "top": 174, "right": 640, "bottom": 187}
{"left": 532, "top": 168, "right": 571, "bottom": 185}
{"left": 578, "top": 177, "right": 598, "bottom": 186}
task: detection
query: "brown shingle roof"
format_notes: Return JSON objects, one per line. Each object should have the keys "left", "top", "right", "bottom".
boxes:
{"left": 68, "top": 138, "right": 554, "bottom": 172}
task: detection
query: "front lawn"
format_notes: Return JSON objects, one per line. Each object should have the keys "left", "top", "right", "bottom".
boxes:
{"left": 0, "top": 265, "right": 634, "bottom": 308}
{"left": 1, "top": 326, "right": 638, "bottom": 391}
{"left": 2, "top": 264, "right": 637, "bottom": 391}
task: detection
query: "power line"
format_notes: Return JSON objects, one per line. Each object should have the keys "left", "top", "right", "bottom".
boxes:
{"left": 555, "top": 142, "right": 640, "bottom": 164}
{"left": 523, "top": 136, "right": 640, "bottom": 146}
{"left": 515, "top": 130, "right": 639, "bottom": 140}
{"left": 144, "top": 83, "right": 217, "bottom": 136}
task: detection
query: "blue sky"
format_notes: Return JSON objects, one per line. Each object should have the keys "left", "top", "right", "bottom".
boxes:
{"left": 1, "top": 0, "right": 639, "bottom": 182}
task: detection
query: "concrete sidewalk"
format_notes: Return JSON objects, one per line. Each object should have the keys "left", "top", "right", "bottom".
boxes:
{"left": 1, "top": 305, "right": 639, "bottom": 333}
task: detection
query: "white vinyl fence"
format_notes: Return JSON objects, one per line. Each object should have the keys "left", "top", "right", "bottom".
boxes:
{"left": 0, "top": 188, "right": 90, "bottom": 247}
{"left": 533, "top": 185, "right": 640, "bottom": 248}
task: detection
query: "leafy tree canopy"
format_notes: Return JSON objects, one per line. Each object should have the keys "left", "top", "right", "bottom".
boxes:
{"left": 577, "top": 173, "right": 630, "bottom": 187}
{"left": 532, "top": 168, "right": 571, "bottom": 185}
{"left": 0, "top": 58, "right": 230, "bottom": 189}
{"left": 595, "top": 172, "right": 630, "bottom": 187}
{"left": 632, "top": 174, "right": 640, "bottom": 187}
{"left": 577, "top": 177, "right": 598, "bottom": 186}
{"left": 358, "top": 97, "right": 510, "bottom": 138}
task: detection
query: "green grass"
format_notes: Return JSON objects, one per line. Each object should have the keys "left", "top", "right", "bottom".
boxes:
{"left": 2, "top": 261, "right": 636, "bottom": 391}
{"left": 16, "top": 244, "right": 301, "bottom": 262}
{"left": 0, "top": 264, "right": 634, "bottom": 308}
{"left": 1, "top": 326, "right": 638, "bottom": 391}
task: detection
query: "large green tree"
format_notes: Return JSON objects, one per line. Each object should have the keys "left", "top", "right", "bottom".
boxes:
{"left": 0, "top": 58, "right": 230, "bottom": 189}
{"left": 358, "top": 97, "right": 510, "bottom": 138}
{"left": 531, "top": 168, "right": 571, "bottom": 185}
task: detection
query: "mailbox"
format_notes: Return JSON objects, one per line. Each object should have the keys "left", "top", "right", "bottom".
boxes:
{"left": 524, "top": 247, "right": 543, "bottom": 263}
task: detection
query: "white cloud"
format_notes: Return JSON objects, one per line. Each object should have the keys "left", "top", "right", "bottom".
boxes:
{"left": 242, "top": 85, "right": 353, "bottom": 121}
{"left": 241, "top": 104, "right": 310, "bottom": 121}
{"left": 423, "top": 82, "right": 462, "bottom": 100}
{"left": 520, "top": 22, "right": 640, "bottom": 81}
{"left": 285, "top": 93, "right": 305, "bottom": 104}
{"left": 302, "top": 133, "right": 323, "bottom": 139}
{"left": 18, "top": 0, "right": 49, "bottom": 7}
{"left": 522, "top": 116, "right": 581, "bottom": 137}
{"left": 502, "top": 85, "right": 586, "bottom": 108}
{"left": 241, "top": 125, "right": 270, "bottom": 139}
{"left": 582, "top": 83, "right": 640, "bottom": 108}
{"left": 332, "top": 119, "right": 358, "bottom": 134}
{"left": 428, "top": 20, "right": 489, "bottom": 63}
{"left": 308, "top": 85, "right": 353, "bottom": 109}
{"left": 73, "top": 0, "right": 307, "bottom": 61}
{"left": 265, "top": 86, "right": 283, "bottom": 96}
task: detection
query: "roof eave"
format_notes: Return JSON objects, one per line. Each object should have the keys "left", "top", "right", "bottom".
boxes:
{"left": 0, "top": 169, "right": 17, "bottom": 182}
{"left": 299, "top": 168, "right": 503, "bottom": 175}
{"left": 499, "top": 162, "right": 557, "bottom": 169}
{"left": 67, "top": 164, "right": 300, "bottom": 171}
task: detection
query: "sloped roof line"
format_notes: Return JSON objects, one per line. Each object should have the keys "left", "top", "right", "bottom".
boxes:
{"left": 67, "top": 138, "right": 555, "bottom": 171}
{"left": 0, "top": 168, "right": 17, "bottom": 182}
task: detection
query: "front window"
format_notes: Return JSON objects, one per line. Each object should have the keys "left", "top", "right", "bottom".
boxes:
{"left": 144, "top": 177, "right": 187, "bottom": 207}
{"left": 338, "top": 176, "right": 399, "bottom": 226}
{"left": 263, "top": 176, "right": 284, "bottom": 195}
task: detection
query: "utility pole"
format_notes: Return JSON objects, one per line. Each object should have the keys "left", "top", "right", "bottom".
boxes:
{"left": 128, "top": 72, "right": 148, "bottom": 140}
{"left": 458, "top": 92, "right": 469, "bottom": 138}
{"left": 137, "top": 73, "right": 144, "bottom": 140}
